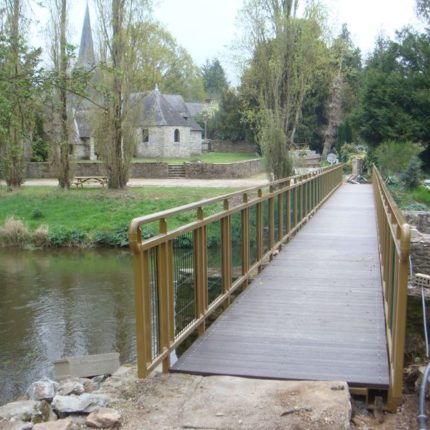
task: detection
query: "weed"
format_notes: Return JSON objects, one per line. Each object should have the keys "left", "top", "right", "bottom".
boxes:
{"left": 0, "top": 217, "right": 31, "bottom": 247}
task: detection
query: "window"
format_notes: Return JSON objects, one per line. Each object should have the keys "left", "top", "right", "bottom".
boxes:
{"left": 174, "top": 129, "right": 180, "bottom": 143}
{"left": 142, "top": 128, "right": 149, "bottom": 143}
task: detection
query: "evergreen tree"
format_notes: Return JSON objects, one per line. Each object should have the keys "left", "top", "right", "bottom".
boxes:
{"left": 202, "top": 58, "right": 229, "bottom": 100}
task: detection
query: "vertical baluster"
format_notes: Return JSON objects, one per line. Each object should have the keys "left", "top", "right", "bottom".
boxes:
{"left": 256, "top": 190, "right": 263, "bottom": 265}
{"left": 269, "top": 186, "right": 275, "bottom": 251}
{"left": 242, "top": 193, "right": 250, "bottom": 281}
{"left": 194, "top": 207, "right": 208, "bottom": 336}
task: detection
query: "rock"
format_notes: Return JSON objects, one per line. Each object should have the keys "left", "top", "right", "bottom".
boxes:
{"left": 52, "top": 394, "right": 109, "bottom": 414}
{"left": 57, "top": 380, "right": 85, "bottom": 396}
{"left": 0, "top": 419, "right": 33, "bottom": 430}
{"left": 27, "top": 378, "right": 59, "bottom": 402}
{"left": 0, "top": 400, "right": 52, "bottom": 424}
{"left": 33, "top": 418, "right": 72, "bottom": 430}
{"left": 86, "top": 408, "right": 121, "bottom": 428}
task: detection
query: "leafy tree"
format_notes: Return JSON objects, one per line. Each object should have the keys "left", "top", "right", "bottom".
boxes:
{"left": 202, "top": 58, "right": 229, "bottom": 100}
{"left": 358, "top": 30, "right": 430, "bottom": 167}
{"left": 0, "top": 0, "right": 42, "bottom": 187}
{"left": 401, "top": 155, "right": 422, "bottom": 189}
{"left": 129, "top": 21, "right": 205, "bottom": 100}
{"left": 374, "top": 140, "right": 423, "bottom": 177}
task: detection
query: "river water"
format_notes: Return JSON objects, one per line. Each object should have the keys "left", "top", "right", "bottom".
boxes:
{"left": 0, "top": 249, "right": 136, "bottom": 405}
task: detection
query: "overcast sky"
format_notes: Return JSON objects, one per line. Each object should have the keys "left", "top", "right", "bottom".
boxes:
{"left": 31, "top": 0, "right": 424, "bottom": 84}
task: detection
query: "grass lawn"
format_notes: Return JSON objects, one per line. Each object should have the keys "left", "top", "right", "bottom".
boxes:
{"left": 134, "top": 152, "right": 260, "bottom": 165}
{"left": 0, "top": 186, "right": 238, "bottom": 247}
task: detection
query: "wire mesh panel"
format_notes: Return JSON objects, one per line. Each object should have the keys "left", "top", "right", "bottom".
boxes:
{"left": 231, "top": 212, "right": 243, "bottom": 283}
{"left": 274, "top": 196, "right": 279, "bottom": 242}
{"left": 290, "top": 188, "right": 296, "bottom": 229}
{"left": 148, "top": 248, "right": 160, "bottom": 360}
{"left": 207, "top": 221, "right": 223, "bottom": 305}
{"left": 173, "top": 232, "right": 196, "bottom": 336}
{"left": 263, "top": 199, "right": 270, "bottom": 253}
{"left": 249, "top": 205, "right": 258, "bottom": 266}
{"left": 283, "top": 191, "right": 289, "bottom": 237}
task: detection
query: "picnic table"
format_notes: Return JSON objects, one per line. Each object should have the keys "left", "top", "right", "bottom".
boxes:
{"left": 72, "top": 176, "right": 108, "bottom": 188}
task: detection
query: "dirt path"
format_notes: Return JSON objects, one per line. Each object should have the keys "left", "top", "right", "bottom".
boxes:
{"left": 0, "top": 176, "right": 268, "bottom": 189}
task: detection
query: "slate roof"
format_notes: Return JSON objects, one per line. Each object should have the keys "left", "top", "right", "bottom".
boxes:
{"left": 186, "top": 102, "right": 207, "bottom": 117}
{"left": 77, "top": 4, "right": 95, "bottom": 69}
{"left": 132, "top": 88, "right": 202, "bottom": 132}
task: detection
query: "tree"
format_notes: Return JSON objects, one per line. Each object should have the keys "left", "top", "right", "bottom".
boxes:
{"left": 127, "top": 21, "right": 205, "bottom": 100}
{"left": 202, "top": 58, "right": 229, "bottom": 100}
{"left": 416, "top": 0, "right": 430, "bottom": 21}
{"left": 357, "top": 30, "right": 430, "bottom": 167}
{"left": 239, "top": 0, "right": 328, "bottom": 178}
{"left": 0, "top": 0, "right": 42, "bottom": 187}
{"left": 46, "top": 0, "right": 72, "bottom": 189}
{"left": 94, "top": 0, "right": 153, "bottom": 189}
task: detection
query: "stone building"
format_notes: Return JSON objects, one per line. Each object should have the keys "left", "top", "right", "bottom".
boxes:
{"left": 71, "top": 5, "right": 203, "bottom": 160}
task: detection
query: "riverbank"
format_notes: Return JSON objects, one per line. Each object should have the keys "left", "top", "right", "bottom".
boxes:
{"left": 0, "top": 184, "right": 257, "bottom": 248}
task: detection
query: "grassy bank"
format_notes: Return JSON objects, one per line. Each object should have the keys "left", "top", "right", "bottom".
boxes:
{"left": 0, "top": 186, "right": 237, "bottom": 248}
{"left": 389, "top": 184, "right": 430, "bottom": 210}
{"left": 134, "top": 152, "right": 260, "bottom": 165}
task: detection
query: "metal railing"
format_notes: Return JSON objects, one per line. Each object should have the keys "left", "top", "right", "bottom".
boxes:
{"left": 129, "top": 164, "right": 344, "bottom": 378}
{"left": 373, "top": 165, "right": 411, "bottom": 411}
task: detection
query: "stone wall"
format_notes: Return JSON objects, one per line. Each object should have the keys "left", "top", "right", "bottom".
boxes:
{"left": 209, "top": 140, "right": 258, "bottom": 154}
{"left": 406, "top": 211, "right": 430, "bottom": 275}
{"left": 405, "top": 211, "right": 430, "bottom": 234}
{"left": 25, "top": 159, "right": 263, "bottom": 180}
{"left": 131, "top": 163, "right": 168, "bottom": 178}
{"left": 184, "top": 159, "right": 263, "bottom": 179}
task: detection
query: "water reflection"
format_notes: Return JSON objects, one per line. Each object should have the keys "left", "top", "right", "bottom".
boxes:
{"left": 0, "top": 249, "right": 135, "bottom": 405}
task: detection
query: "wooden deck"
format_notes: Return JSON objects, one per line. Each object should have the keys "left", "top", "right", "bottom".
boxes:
{"left": 172, "top": 184, "right": 390, "bottom": 389}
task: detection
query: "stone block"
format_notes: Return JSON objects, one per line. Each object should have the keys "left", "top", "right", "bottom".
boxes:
{"left": 53, "top": 353, "right": 120, "bottom": 380}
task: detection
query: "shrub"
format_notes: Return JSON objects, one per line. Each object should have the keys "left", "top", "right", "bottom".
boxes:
{"left": 374, "top": 141, "right": 423, "bottom": 177}
{"left": 0, "top": 217, "right": 31, "bottom": 247}
{"left": 339, "top": 143, "right": 368, "bottom": 172}
{"left": 33, "top": 224, "right": 50, "bottom": 248}
{"left": 48, "top": 229, "right": 87, "bottom": 247}
{"left": 31, "top": 208, "right": 44, "bottom": 220}
{"left": 413, "top": 186, "right": 430, "bottom": 206}
{"left": 93, "top": 224, "right": 129, "bottom": 248}
{"left": 401, "top": 156, "right": 422, "bottom": 189}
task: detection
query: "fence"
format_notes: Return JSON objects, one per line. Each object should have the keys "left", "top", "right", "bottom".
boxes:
{"left": 373, "top": 165, "right": 410, "bottom": 411}
{"left": 129, "top": 165, "right": 344, "bottom": 377}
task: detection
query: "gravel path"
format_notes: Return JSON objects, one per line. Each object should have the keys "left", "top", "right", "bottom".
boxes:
{"left": 1, "top": 177, "right": 268, "bottom": 188}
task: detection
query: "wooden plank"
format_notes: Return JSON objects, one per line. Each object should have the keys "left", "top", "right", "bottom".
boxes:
{"left": 172, "top": 184, "right": 390, "bottom": 388}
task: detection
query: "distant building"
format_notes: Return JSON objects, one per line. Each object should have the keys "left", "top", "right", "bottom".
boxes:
{"left": 71, "top": 5, "right": 203, "bottom": 160}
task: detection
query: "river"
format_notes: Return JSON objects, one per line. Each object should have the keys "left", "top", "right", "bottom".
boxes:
{"left": 0, "top": 249, "right": 135, "bottom": 405}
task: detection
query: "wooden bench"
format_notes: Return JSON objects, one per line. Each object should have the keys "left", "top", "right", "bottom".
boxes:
{"left": 72, "top": 176, "right": 108, "bottom": 188}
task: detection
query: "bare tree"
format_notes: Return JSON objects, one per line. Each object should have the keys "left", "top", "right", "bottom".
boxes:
{"left": 239, "top": 0, "right": 329, "bottom": 178}
{"left": 93, "top": 0, "right": 152, "bottom": 189}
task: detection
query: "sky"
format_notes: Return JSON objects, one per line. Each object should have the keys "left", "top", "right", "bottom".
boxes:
{"left": 30, "top": 0, "right": 424, "bottom": 84}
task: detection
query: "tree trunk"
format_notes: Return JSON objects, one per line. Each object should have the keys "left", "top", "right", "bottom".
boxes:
{"left": 322, "top": 74, "right": 344, "bottom": 156}
{"left": 58, "top": 0, "right": 71, "bottom": 189}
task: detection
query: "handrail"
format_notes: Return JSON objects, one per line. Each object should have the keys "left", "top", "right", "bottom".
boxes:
{"left": 129, "top": 164, "right": 344, "bottom": 378}
{"left": 373, "top": 164, "right": 410, "bottom": 411}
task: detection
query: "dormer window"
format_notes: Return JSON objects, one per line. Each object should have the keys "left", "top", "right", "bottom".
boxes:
{"left": 142, "top": 128, "right": 149, "bottom": 143}
{"left": 174, "top": 129, "right": 180, "bottom": 143}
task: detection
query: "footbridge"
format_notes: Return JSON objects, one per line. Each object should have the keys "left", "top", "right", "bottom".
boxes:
{"left": 129, "top": 165, "right": 410, "bottom": 411}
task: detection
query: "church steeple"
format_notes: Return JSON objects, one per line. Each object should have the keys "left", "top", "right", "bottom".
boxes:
{"left": 77, "top": 3, "right": 95, "bottom": 69}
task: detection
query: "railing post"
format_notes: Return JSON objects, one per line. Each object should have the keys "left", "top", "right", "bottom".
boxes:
{"left": 294, "top": 181, "right": 298, "bottom": 227}
{"left": 194, "top": 207, "right": 208, "bottom": 336}
{"left": 133, "top": 247, "right": 152, "bottom": 378}
{"left": 387, "top": 224, "right": 410, "bottom": 411}
{"left": 221, "top": 199, "right": 232, "bottom": 308}
{"left": 157, "top": 218, "right": 173, "bottom": 373}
